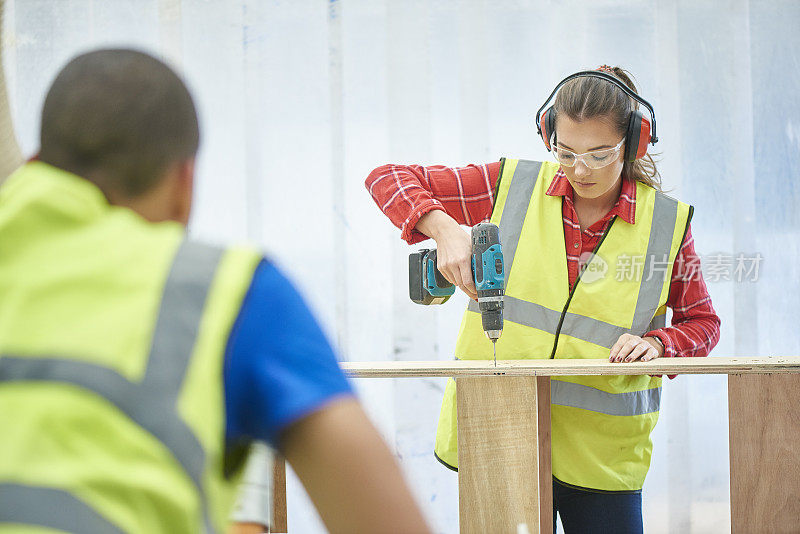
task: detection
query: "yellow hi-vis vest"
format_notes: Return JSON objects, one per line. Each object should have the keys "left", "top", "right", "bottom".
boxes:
{"left": 434, "top": 159, "right": 693, "bottom": 491}
{"left": 0, "top": 162, "right": 262, "bottom": 532}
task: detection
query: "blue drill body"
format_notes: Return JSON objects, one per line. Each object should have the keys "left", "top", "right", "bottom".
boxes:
{"left": 409, "top": 223, "right": 505, "bottom": 351}
{"left": 470, "top": 223, "right": 504, "bottom": 343}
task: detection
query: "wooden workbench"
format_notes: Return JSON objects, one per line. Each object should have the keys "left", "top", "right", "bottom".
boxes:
{"left": 272, "top": 356, "right": 800, "bottom": 533}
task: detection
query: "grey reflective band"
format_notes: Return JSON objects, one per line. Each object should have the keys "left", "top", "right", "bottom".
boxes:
{"left": 0, "top": 483, "right": 124, "bottom": 533}
{"left": 146, "top": 240, "right": 222, "bottom": 393}
{"left": 144, "top": 240, "right": 222, "bottom": 533}
{"left": 558, "top": 311, "right": 628, "bottom": 349}
{"left": 0, "top": 355, "right": 212, "bottom": 530}
{"left": 551, "top": 380, "right": 661, "bottom": 416}
{"left": 498, "top": 159, "right": 541, "bottom": 276}
{"left": 475, "top": 160, "right": 680, "bottom": 347}
{"left": 0, "top": 240, "right": 223, "bottom": 533}
{"left": 629, "top": 193, "right": 678, "bottom": 334}
{"left": 495, "top": 295, "right": 561, "bottom": 334}
{"left": 452, "top": 360, "right": 661, "bottom": 415}
{"left": 647, "top": 313, "right": 666, "bottom": 332}
{"left": 479, "top": 296, "right": 630, "bottom": 349}
{"left": 467, "top": 160, "right": 541, "bottom": 317}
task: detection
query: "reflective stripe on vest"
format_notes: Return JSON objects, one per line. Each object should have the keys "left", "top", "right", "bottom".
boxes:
{"left": 472, "top": 165, "right": 678, "bottom": 351}
{"left": 471, "top": 296, "right": 665, "bottom": 348}
{"left": 466, "top": 160, "right": 543, "bottom": 318}
{"left": 496, "top": 159, "right": 543, "bottom": 274}
{"left": 439, "top": 159, "right": 692, "bottom": 487}
{"left": 551, "top": 381, "right": 661, "bottom": 417}
{"left": 0, "top": 240, "right": 221, "bottom": 533}
{"left": 0, "top": 483, "right": 124, "bottom": 534}
{"left": 467, "top": 162, "right": 681, "bottom": 417}
{"left": 455, "top": 346, "right": 663, "bottom": 417}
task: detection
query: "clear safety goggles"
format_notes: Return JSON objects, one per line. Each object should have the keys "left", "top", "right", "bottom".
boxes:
{"left": 551, "top": 138, "right": 625, "bottom": 170}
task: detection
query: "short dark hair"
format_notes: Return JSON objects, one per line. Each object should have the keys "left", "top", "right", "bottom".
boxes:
{"left": 39, "top": 48, "right": 199, "bottom": 198}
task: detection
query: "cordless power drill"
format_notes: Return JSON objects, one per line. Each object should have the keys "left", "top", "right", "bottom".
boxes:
{"left": 408, "top": 222, "right": 505, "bottom": 365}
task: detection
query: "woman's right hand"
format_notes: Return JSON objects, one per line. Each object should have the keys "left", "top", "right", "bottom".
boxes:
{"left": 416, "top": 210, "right": 478, "bottom": 300}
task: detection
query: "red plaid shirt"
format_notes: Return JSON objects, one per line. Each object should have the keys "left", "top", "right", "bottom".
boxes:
{"left": 366, "top": 161, "right": 721, "bottom": 361}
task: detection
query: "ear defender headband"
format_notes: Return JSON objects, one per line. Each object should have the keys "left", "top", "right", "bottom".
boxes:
{"left": 536, "top": 70, "right": 658, "bottom": 162}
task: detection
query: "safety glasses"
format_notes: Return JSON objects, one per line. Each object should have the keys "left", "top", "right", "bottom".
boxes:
{"left": 552, "top": 138, "right": 625, "bottom": 170}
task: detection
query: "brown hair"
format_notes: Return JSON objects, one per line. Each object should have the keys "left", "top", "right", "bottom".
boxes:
{"left": 552, "top": 66, "right": 661, "bottom": 190}
{"left": 39, "top": 49, "right": 199, "bottom": 199}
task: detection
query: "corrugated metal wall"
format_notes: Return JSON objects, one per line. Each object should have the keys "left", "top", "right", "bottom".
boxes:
{"left": 4, "top": 1, "right": 798, "bottom": 532}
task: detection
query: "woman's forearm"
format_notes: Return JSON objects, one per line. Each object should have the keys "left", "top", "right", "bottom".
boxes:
{"left": 364, "top": 161, "right": 501, "bottom": 244}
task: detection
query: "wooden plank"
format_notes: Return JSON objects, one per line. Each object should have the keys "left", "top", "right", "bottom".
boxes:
{"left": 341, "top": 356, "right": 800, "bottom": 378}
{"left": 729, "top": 374, "right": 800, "bottom": 533}
{"left": 228, "top": 522, "right": 266, "bottom": 534}
{"left": 457, "top": 376, "right": 541, "bottom": 533}
{"left": 537, "top": 377, "right": 552, "bottom": 534}
{"left": 272, "top": 455, "right": 287, "bottom": 533}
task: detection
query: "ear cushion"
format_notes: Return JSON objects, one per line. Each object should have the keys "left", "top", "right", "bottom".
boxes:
{"left": 625, "top": 110, "right": 651, "bottom": 161}
{"left": 539, "top": 107, "right": 557, "bottom": 151}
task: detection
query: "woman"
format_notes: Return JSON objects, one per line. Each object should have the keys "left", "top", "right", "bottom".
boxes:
{"left": 365, "top": 65, "right": 720, "bottom": 533}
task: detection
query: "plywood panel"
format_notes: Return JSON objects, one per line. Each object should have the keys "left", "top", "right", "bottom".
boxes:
{"left": 729, "top": 373, "right": 800, "bottom": 533}
{"left": 457, "top": 376, "right": 540, "bottom": 533}
{"left": 342, "top": 356, "right": 800, "bottom": 378}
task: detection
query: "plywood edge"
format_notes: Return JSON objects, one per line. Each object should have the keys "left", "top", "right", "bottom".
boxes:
{"left": 341, "top": 356, "right": 800, "bottom": 378}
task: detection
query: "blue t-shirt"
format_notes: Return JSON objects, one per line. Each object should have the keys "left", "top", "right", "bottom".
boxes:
{"left": 223, "top": 259, "right": 353, "bottom": 448}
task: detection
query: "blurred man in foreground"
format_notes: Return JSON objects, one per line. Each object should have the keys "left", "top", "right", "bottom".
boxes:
{"left": 0, "top": 48, "right": 430, "bottom": 534}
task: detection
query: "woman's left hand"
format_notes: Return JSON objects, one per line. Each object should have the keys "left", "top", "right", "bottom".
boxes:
{"left": 609, "top": 334, "right": 664, "bottom": 362}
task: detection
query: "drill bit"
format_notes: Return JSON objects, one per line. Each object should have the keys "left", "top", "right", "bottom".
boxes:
{"left": 493, "top": 339, "right": 497, "bottom": 367}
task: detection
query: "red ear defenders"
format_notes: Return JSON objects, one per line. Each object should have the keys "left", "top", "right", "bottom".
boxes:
{"left": 536, "top": 70, "right": 658, "bottom": 162}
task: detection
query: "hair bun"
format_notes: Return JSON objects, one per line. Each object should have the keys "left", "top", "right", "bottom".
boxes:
{"left": 597, "top": 65, "right": 638, "bottom": 94}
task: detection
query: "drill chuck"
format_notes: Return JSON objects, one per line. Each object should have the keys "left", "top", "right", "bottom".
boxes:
{"left": 481, "top": 307, "right": 503, "bottom": 341}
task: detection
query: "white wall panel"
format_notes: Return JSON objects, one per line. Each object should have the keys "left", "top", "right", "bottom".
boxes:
{"left": 5, "top": 1, "right": 799, "bottom": 532}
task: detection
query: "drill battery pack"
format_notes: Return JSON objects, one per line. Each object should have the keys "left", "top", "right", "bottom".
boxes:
{"left": 408, "top": 249, "right": 455, "bottom": 305}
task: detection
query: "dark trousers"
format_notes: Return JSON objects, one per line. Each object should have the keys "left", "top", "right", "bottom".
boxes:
{"left": 553, "top": 477, "right": 643, "bottom": 534}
